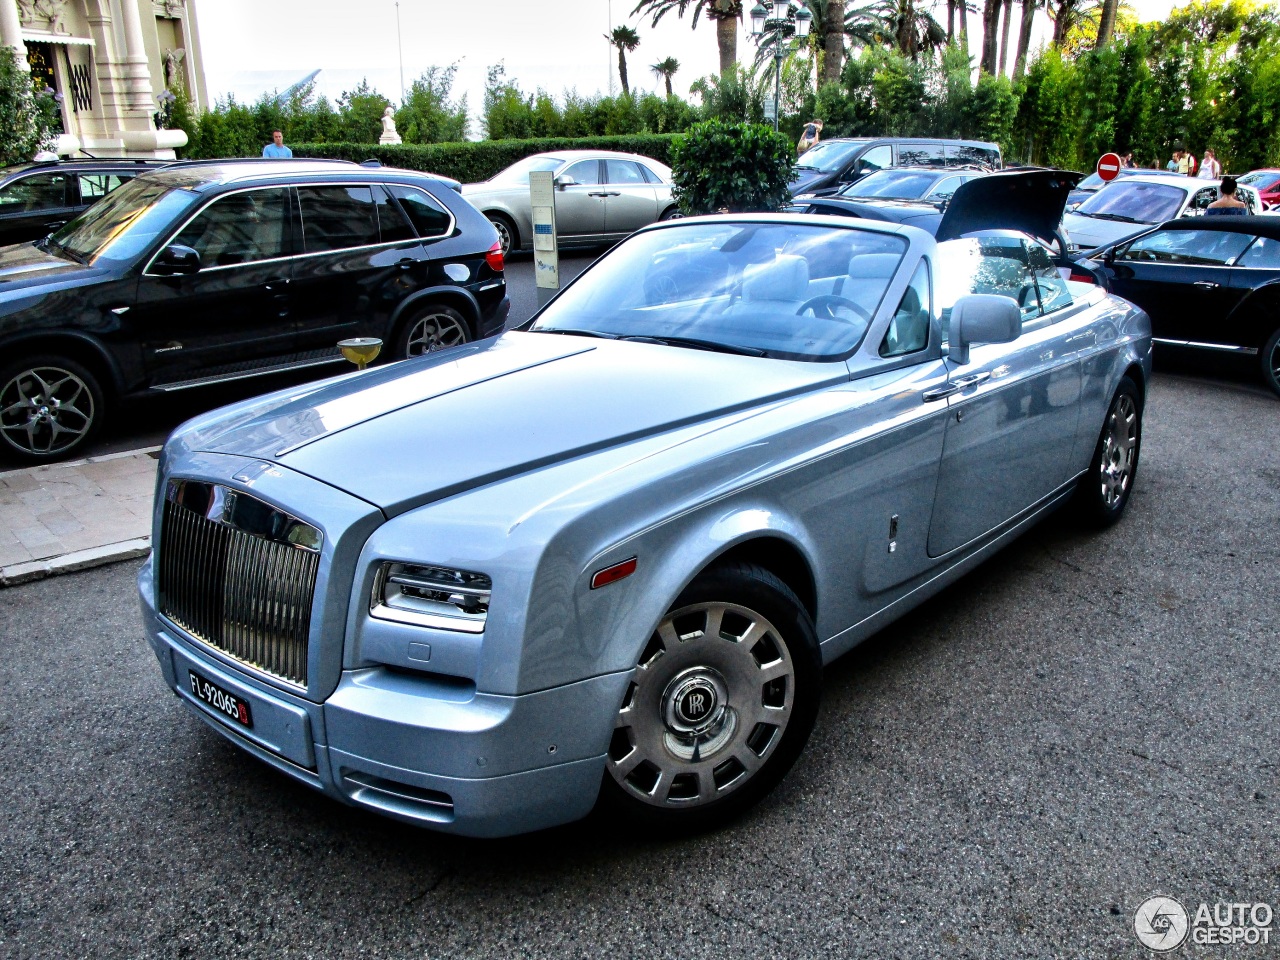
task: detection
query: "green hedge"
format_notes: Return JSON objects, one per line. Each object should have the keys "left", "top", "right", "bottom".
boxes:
{"left": 291, "top": 135, "right": 679, "bottom": 183}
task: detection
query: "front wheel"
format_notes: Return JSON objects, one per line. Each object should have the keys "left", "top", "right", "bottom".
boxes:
{"left": 600, "top": 562, "right": 821, "bottom": 831}
{"left": 1261, "top": 327, "right": 1280, "bottom": 397}
{"left": 1074, "top": 375, "right": 1142, "bottom": 526}
{"left": 659, "top": 207, "right": 684, "bottom": 222}
{"left": 394, "top": 305, "right": 471, "bottom": 358}
{"left": 0, "top": 355, "right": 105, "bottom": 462}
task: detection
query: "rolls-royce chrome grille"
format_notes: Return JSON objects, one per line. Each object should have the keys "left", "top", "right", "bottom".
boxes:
{"left": 158, "top": 480, "right": 322, "bottom": 688}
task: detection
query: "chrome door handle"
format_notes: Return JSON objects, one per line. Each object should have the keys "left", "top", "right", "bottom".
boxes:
{"left": 263, "top": 277, "right": 290, "bottom": 293}
{"left": 953, "top": 372, "right": 991, "bottom": 389}
{"left": 1193, "top": 280, "right": 1220, "bottom": 289}
{"left": 588, "top": 191, "right": 609, "bottom": 197}
{"left": 923, "top": 384, "right": 962, "bottom": 402}
{"left": 1066, "top": 331, "right": 1096, "bottom": 344}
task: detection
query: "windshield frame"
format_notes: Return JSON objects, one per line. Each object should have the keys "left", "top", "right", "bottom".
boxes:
{"left": 47, "top": 175, "right": 203, "bottom": 267}
{"left": 525, "top": 218, "right": 913, "bottom": 363}
{"left": 1075, "top": 180, "right": 1189, "bottom": 223}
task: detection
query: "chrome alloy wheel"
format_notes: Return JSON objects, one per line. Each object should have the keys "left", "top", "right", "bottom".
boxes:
{"left": 404, "top": 311, "right": 469, "bottom": 355}
{"left": 608, "top": 601, "right": 796, "bottom": 808}
{"left": 0, "top": 365, "right": 95, "bottom": 458}
{"left": 488, "top": 216, "right": 513, "bottom": 256}
{"left": 1099, "top": 392, "right": 1138, "bottom": 507}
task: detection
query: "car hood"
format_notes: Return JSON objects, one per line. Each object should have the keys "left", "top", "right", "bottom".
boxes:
{"left": 935, "top": 169, "right": 1082, "bottom": 243}
{"left": 0, "top": 242, "right": 99, "bottom": 292}
{"left": 176, "top": 332, "right": 842, "bottom": 516}
{"left": 1061, "top": 212, "right": 1149, "bottom": 251}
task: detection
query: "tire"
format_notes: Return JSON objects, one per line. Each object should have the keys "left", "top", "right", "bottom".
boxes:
{"left": 599, "top": 561, "right": 822, "bottom": 832}
{"left": 487, "top": 213, "right": 517, "bottom": 256}
{"left": 0, "top": 355, "right": 105, "bottom": 463}
{"left": 1261, "top": 327, "right": 1280, "bottom": 397}
{"left": 1074, "top": 375, "right": 1142, "bottom": 527}
{"left": 659, "top": 207, "right": 684, "bottom": 222}
{"left": 394, "top": 305, "right": 472, "bottom": 359}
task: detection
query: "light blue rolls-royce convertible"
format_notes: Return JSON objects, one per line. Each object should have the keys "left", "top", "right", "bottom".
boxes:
{"left": 139, "top": 171, "right": 1152, "bottom": 837}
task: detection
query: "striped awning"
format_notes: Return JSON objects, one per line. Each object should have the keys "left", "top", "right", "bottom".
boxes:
{"left": 21, "top": 32, "right": 95, "bottom": 46}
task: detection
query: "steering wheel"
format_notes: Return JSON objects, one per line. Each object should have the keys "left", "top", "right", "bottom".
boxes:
{"left": 796, "top": 295, "right": 872, "bottom": 323}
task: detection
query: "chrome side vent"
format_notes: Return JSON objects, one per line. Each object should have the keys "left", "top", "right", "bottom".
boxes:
{"left": 158, "top": 480, "right": 321, "bottom": 688}
{"left": 342, "top": 771, "right": 455, "bottom": 823}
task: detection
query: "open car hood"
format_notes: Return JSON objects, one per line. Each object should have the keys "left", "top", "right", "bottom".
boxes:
{"left": 935, "top": 169, "right": 1082, "bottom": 244}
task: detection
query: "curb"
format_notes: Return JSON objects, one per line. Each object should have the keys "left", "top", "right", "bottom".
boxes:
{"left": 0, "top": 537, "right": 151, "bottom": 587}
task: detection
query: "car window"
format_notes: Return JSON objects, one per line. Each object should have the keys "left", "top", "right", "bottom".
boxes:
{"left": 638, "top": 163, "right": 664, "bottom": 185}
{"left": 880, "top": 259, "right": 931, "bottom": 357}
{"left": 795, "top": 139, "right": 869, "bottom": 174}
{"left": 297, "top": 185, "right": 380, "bottom": 253}
{"left": 605, "top": 160, "right": 648, "bottom": 186}
{"left": 0, "top": 173, "right": 69, "bottom": 212}
{"left": 1236, "top": 236, "right": 1280, "bottom": 268}
{"left": 1076, "top": 181, "right": 1187, "bottom": 223}
{"left": 856, "top": 145, "right": 893, "bottom": 175}
{"left": 371, "top": 185, "right": 416, "bottom": 243}
{"left": 947, "top": 145, "right": 999, "bottom": 168}
{"left": 563, "top": 160, "right": 601, "bottom": 185}
{"left": 896, "top": 143, "right": 945, "bottom": 167}
{"left": 1025, "top": 241, "right": 1074, "bottom": 316}
{"left": 1116, "top": 229, "right": 1252, "bottom": 266}
{"left": 926, "top": 176, "right": 963, "bottom": 199}
{"left": 491, "top": 155, "right": 563, "bottom": 185}
{"left": 173, "top": 188, "right": 290, "bottom": 268}
{"left": 77, "top": 173, "right": 132, "bottom": 201}
{"left": 531, "top": 221, "right": 908, "bottom": 362}
{"left": 936, "top": 235, "right": 1040, "bottom": 339}
{"left": 387, "top": 185, "right": 452, "bottom": 239}
{"left": 842, "top": 170, "right": 938, "bottom": 199}
{"left": 53, "top": 177, "right": 200, "bottom": 265}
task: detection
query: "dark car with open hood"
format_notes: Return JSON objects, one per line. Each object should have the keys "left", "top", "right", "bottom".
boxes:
{"left": 0, "top": 158, "right": 508, "bottom": 462}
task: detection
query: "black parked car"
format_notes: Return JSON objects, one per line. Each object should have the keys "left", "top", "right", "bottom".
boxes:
{"left": 0, "top": 157, "right": 171, "bottom": 246}
{"left": 789, "top": 137, "right": 1001, "bottom": 200}
{"left": 1086, "top": 216, "right": 1280, "bottom": 395}
{"left": 0, "top": 159, "right": 509, "bottom": 462}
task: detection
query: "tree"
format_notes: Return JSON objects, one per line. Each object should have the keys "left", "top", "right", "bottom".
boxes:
{"left": 395, "top": 65, "right": 468, "bottom": 143}
{"left": 819, "top": 0, "right": 847, "bottom": 83}
{"left": 884, "top": 0, "right": 947, "bottom": 58}
{"left": 0, "top": 48, "right": 58, "bottom": 165}
{"left": 632, "top": 0, "right": 743, "bottom": 77}
{"left": 1050, "top": 0, "right": 1100, "bottom": 48}
{"left": 999, "top": 0, "right": 1014, "bottom": 74}
{"left": 1095, "top": 0, "right": 1118, "bottom": 45}
{"left": 336, "top": 79, "right": 392, "bottom": 143}
{"left": 981, "top": 0, "right": 1001, "bottom": 72}
{"left": 1013, "top": 0, "right": 1043, "bottom": 78}
{"left": 804, "top": 0, "right": 886, "bottom": 82}
{"left": 651, "top": 56, "right": 681, "bottom": 96}
{"left": 606, "top": 25, "right": 642, "bottom": 95}
{"left": 669, "top": 119, "right": 795, "bottom": 213}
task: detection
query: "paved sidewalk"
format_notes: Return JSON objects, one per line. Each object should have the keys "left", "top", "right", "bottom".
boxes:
{"left": 0, "top": 447, "right": 159, "bottom": 587}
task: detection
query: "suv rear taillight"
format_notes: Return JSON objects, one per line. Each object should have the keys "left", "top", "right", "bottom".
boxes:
{"left": 1068, "top": 271, "right": 1097, "bottom": 284}
{"left": 485, "top": 241, "right": 504, "bottom": 272}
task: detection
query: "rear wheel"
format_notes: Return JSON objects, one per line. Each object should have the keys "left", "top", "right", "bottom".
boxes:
{"left": 0, "top": 355, "right": 104, "bottom": 462}
{"left": 487, "top": 213, "right": 517, "bottom": 256}
{"left": 1261, "top": 327, "right": 1280, "bottom": 397}
{"left": 395, "top": 305, "right": 471, "bottom": 358}
{"left": 1074, "top": 375, "right": 1142, "bottom": 526}
{"left": 659, "top": 207, "right": 684, "bottom": 221}
{"left": 600, "top": 562, "right": 821, "bottom": 831}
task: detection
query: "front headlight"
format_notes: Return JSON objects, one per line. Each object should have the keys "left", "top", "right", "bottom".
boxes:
{"left": 372, "top": 562, "right": 492, "bottom": 633}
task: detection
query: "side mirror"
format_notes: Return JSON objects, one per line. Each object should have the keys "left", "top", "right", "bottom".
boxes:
{"left": 151, "top": 243, "right": 201, "bottom": 276}
{"left": 948, "top": 294, "right": 1021, "bottom": 365}
{"left": 554, "top": 174, "right": 576, "bottom": 189}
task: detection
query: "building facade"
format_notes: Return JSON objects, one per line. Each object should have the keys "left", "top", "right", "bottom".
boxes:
{"left": 0, "top": 0, "right": 208, "bottom": 157}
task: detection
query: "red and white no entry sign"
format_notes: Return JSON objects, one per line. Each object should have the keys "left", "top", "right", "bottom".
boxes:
{"left": 1097, "top": 152, "right": 1122, "bottom": 181}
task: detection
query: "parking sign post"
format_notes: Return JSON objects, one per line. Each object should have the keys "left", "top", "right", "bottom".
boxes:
{"left": 530, "top": 170, "right": 559, "bottom": 307}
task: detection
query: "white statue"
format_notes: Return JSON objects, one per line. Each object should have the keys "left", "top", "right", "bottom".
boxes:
{"left": 379, "top": 106, "right": 401, "bottom": 145}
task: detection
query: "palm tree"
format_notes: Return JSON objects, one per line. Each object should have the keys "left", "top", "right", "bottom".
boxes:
{"left": 957, "top": 0, "right": 971, "bottom": 43}
{"left": 784, "top": 0, "right": 884, "bottom": 83}
{"left": 1012, "top": 0, "right": 1043, "bottom": 78}
{"left": 1050, "top": 0, "right": 1100, "bottom": 48}
{"left": 632, "top": 0, "right": 744, "bottom": 78}
{"left": 651, "top": 56, "right": 680, "bottom": 96}
{"left": 980, "top": 0, "right": 1000, "bottom": 72}
{"left": 884, "top": 0, "right": 946, "bottom": 59}
{"left": 1095, "top": 0, "right": 1118, "bottom": 45}
{"left": 606, "top": 26, "right": 642, "bottom": 95}
{"left": 998, "top": 0, "right": 1014, "bottom": 74}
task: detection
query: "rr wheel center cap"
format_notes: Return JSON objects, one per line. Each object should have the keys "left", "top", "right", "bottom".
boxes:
{"left": 663, "top": 668, "right": 729, "bottom": 737}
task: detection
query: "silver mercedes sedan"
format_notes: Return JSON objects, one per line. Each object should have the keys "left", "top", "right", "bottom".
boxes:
{"left": 139, "top": 172, "right": 1151, "bottom": 837}
{"left": 461, "top": 150, "right": 677, "bottom": 255}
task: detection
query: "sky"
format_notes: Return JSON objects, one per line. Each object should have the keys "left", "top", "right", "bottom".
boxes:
{"left": 194, "top": 0, "right": 1185, "bottom": 134}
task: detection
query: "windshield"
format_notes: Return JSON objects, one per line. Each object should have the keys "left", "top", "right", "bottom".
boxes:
{"left": 49, "top": 176, "right": 200, "bottom": 265}
{"left": 795, "top": 140, "right": 868, "bottom": 174}
{"left": 1076, "top": 173, "right": 1105, "bottom": 190}
{"left": 1239, "top": 171, "right": 1280, "bottom": 191}
{"left": 530, "top": 221, "right": 907, "bottom": 361}
{"left": 840, "top": 170, "right": 939, "bottom": 200}
{"left": 1075, "top": 181, "right": 1188, "bottom": 223}
{"left": 490, "top": 155, "right": 564, "bottom": 185}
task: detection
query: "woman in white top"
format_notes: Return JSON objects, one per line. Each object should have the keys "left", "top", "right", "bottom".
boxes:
{"left": 1198, "top": 148, "right": 1222, "bottom": 179}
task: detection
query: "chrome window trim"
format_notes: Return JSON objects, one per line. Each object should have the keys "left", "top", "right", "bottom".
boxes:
{"left": 142, "top": 180, "right": 456, "bottom": 277}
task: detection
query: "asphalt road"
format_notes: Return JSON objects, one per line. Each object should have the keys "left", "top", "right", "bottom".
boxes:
{"left": 1, "top": 372, "right": 1277, "bottom": 959}
{"left": 49, "top": 251, "right": 599, "bottom": 462}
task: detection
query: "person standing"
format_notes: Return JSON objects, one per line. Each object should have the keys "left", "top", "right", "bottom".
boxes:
{"left": 1198, "top": 148, "right": 1222, "bottom": 179}
{"left": 1167, "top": 149, "right": 1182, "bottom": 173}
{"left": 1177, "top": 150, "right": 1194, "bottom": 175}
{"left": 262, "top": 130, "right": 292, "bottom": 159}
{"left": 1205, "top": 176, "right": 1248, "bottom": 216}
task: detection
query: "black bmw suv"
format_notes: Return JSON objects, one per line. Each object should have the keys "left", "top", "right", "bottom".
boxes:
{"left": 0, "top": 159, "right": 509, "bottom": 462}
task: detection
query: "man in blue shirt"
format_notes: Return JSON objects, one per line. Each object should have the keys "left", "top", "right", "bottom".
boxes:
{"left": 262, "top": 130, "right": 292, "bottom": 159}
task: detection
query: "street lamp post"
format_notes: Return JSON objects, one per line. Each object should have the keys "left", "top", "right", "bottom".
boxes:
{"left": 749, "top": 1, "right": 811, "bottom": 132}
